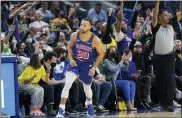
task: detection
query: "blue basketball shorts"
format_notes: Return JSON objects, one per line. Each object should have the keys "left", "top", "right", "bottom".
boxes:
{"left": 66, "top": 61, "right": 93, "bottom": 84}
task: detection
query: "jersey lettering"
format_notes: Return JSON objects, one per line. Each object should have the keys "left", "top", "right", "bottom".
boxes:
{"left": 77, "top": 49, "right": 89, "bottom": 59}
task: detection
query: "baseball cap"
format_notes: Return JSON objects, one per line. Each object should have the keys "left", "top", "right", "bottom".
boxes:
{"left": 134, "top": 41, "right": 142, "bottom": 47}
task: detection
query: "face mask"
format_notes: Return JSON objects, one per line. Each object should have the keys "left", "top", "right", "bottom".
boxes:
{"left": 60, "top": 56, "right": 66, "bottom": 62}
{"left": 51, "top": 62, "right": 57, "bottom": 67}
{"left": 176, "top": 50, "right": 182, "bottom": 54}
{"left": 110, "top": 52, "right": 117, "bottom": 58}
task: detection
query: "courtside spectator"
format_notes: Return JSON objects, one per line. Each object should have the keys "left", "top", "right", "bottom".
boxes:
{"left": 18, "top": 54, "right": 47, "bottom": 116}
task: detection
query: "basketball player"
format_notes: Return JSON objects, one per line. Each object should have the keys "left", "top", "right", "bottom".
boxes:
{"left": 56, "top": 18, "right": 104, "bottom": 117}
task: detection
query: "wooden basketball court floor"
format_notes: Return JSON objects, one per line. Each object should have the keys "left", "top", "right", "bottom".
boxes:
{"left": 64, "top": 108, "right": 181, "bottom": 118}
{"left": 3, "top": 108, "right": 181, "bottom": 118}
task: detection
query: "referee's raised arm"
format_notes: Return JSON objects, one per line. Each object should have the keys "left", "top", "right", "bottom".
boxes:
{"left": 152, "top": 1, "right": 159, "bottom": 28}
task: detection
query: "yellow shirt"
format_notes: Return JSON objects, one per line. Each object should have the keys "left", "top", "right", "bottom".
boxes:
{"left": 18, "top": 65, "right": 46, "bottom": 84}
{"left": 102, "top": 38, "right": 117, "bottom": 52}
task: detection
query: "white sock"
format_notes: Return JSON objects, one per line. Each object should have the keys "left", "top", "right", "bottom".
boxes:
{"left": 86, "top": 99, "right": 93, "bottom": 106}
{"left": 59, "top": 104, "right": 65, "bottom": 110}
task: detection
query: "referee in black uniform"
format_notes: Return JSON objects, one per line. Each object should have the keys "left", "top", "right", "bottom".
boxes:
{"left": 152, "top": 1, "right": 182, "bottom": 112}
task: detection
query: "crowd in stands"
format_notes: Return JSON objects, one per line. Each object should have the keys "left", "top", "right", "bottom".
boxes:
{"left": 1, "top": 1, "right": 182, "bottom": 116}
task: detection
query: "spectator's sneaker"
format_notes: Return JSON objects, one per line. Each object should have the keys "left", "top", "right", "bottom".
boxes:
{"left": 30, "top": 109, "right": 39, "bottom": 116}
{"left": 136, "top": 103, "right": 146, "bottom": 109}
{"left": 30, "top": 108, "right": 45, "bottom": 116}
{"left": 148, "top": 102, "right": 160, "bottom": 109}
{"left": 165, "top": 106, "right": 174, "bottom": 112}
{"left": 56, "top": 107, "right": 65, "bottom": 117}
{"left": 75, "top": 104, "right": 87, "bottom": 114}
{"left": 143, "top": 102, "right": 152, "bottom": 109}
{"left": 173, "top": 101, "right": 181, "bottom": 108}
{"left": 65, "top": 111, "right": 69, "bottom": 115}
{"left": 36, "top": 108, "right": 45, "bottom": 116}
{"left": 87, "top": 104, "right": 95, "bottom": 117}
{"left": 96, "top": 104, "right": 109, "bottom": 113}
{"left": 67, "top": 108, "right": 79, "bottom": 115}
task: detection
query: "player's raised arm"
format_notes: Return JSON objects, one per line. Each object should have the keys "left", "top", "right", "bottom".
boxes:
{"left": 152, "top": 0, "right": 159, "bottom": 28}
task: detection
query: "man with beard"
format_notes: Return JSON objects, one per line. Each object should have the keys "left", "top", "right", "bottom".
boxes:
{"left": 174, "top": 40, "right": 182, "bottom": 102}
{"left": 129, "top": 40, "right": 155, "bottom": 109}
{"left": 174, "top": 40, "right": 182, "bottom": 77}
{"left": 56, "top": 18, "right": 104, "bottom": 117}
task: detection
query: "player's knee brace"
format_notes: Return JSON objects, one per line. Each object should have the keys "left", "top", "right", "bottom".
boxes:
{"left": 61, "top": 72, "right": 77, "bottom": 98}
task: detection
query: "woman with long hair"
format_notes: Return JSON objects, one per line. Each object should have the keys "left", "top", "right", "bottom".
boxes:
{"left": 18, "top": 53, "right": 50, "bottom": 116}
{"left": 102, "top": 46, "right": 137, "bottom": 110}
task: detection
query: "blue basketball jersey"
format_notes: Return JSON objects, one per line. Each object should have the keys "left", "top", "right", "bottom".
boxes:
{"left": 73, "top": 32, "right": 97, "bottom": 64}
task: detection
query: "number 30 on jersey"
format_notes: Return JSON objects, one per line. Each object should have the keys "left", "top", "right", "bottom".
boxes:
{"left": 77, "top": 50, "right": 89, "bottom": 59}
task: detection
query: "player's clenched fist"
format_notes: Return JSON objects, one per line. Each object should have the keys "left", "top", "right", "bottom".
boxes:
{"left": 70, "top": 59, "right": 77, "bottom": 67}
{"left": 88, "top": 67, "right": 96, "bottom": 77}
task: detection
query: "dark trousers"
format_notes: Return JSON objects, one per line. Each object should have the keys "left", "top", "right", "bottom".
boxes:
{"left": 154, "top": 53, "right": 176, "bottom": 107}
{"left": 79, "top": 81, "right": 86, "bottom": 106}
{"left": 53, "top": 84, "right": 64, "bottom": 110}
{"left": 138, "top": 76, "right": 151, "bottom": 97}
{"left": 175, "top": 77, "right": 182, "bottom": 91}
{"left": 40, "top": 84, "right": 54, "bottom": 104}
{"left": 135, "top": 80, "right": 145, "bottom": 105}
{"left": 134, "top": 76, "right": 151, "bottom": 105}
{"left": 96, "top": 82, "right": 112, "bottom": 106}
{"left": 40, "top": 84, "right": 64, "bottom": 111}
{"left": 42, "top": 81, "right": 79, "bottom": 111}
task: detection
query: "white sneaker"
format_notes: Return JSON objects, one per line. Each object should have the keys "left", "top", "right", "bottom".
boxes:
{"left": 176, "top": 90, "right": 182, "bottom": 99}
{"left": 173, "top": 101, "right": 181, "bottom": 108}
{"left": 30, "top": 109, "right": 45, "bottom": 116}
